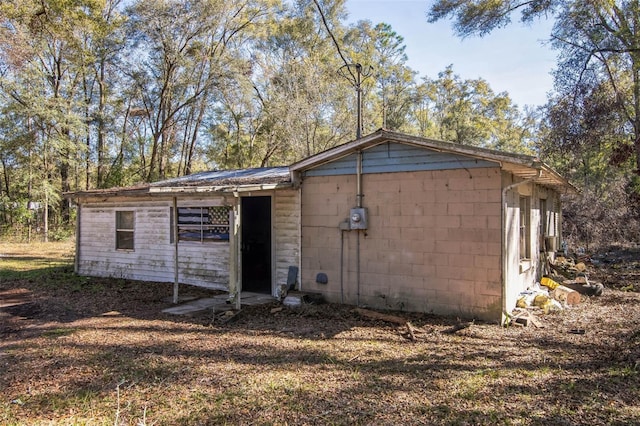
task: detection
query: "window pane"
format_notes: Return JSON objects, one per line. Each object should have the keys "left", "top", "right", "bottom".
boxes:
{"left": 519, "top": 197, "right": 530, "bottom": 260}
{"left": 116, "top": 211, "right": 134, "bottom": 250}
{"left": 116, "top": 231, "right": 134, "bottom": 250}
{"left": 208, "top": 206, "right": 230, "bottom": 225}
{"left": 178, "top": 229, "right": 202, "bottom": 241}
{"left": 117, "top": 211, "right": 134, "bottom": 229}
{"left": 176, "top": 206, "right": 230, "bottom": 242}
{"left": 203, "top": 227, "right": 230, "bottom": 241}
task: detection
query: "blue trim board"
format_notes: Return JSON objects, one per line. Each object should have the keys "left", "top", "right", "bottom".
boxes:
{"left": 303, "top": 142, "right": 497, "bottom": 177}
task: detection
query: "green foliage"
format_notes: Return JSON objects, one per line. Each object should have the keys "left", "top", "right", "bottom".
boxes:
{"left": 0, "top": 0, "right": 537, "bottom": 236}
{"left": 429, "top": 0, "right": 640, "bottom": 244}
{"left": 538, "top": 52, "right": 640, "bottom": 246}
{"left": 0, "top": 196, "right": 30, "bottom": 225}
{"left": 428, "top": 0, "right": 562, "bottom": 38}
{"left": 48, "top": 223, "right": 75, "bottom": 241}
{"left": 413, "top": 66, "right": 534, "bottom": 153}
{"left": 0, "top": 255, "right": 73, "bottom": 282}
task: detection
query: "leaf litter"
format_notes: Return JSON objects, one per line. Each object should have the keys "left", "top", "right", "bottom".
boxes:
{"left": 0, "top": 242, "right": 639, "bottom": 425}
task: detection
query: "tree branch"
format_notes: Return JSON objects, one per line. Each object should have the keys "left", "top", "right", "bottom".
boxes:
{"left": 311, "top": 0, "right": 355, "bottom": 81}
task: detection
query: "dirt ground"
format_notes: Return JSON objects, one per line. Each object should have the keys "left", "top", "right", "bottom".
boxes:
{"left": 1, "top": 242, "right": 639, "bottom": 425}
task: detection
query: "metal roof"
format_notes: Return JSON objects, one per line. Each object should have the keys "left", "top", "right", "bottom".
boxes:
{"left": 150, "top": 167, "right": 291, "bottom": 188}
{"left": 66, "top": 167, "right": 292, "bottom": 198}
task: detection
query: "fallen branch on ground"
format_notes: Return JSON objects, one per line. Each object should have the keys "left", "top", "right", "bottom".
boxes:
{"left": 442, "top": 320, "right": 474, "bottom": 334}
{"left": 353, "top": 307, "right": 407, "bottom": 324}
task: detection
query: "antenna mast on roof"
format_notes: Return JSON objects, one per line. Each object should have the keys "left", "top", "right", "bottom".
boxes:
{"left": 312, "top": 0, "right": 373, "bottom": 139}
{"left": 338, "top": 63, "right": 373, "bottom": 139}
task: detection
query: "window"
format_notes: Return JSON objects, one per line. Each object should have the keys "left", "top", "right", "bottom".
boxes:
{"left": 176, "top": 206, "right": 230, "bottom": 242}
{"left": 540, "top": 197, "right": 560, "bottom": 252}
{"left": 540, "top": 198, "right": 547, "bottom": 250}
{"left": 116, "top": 211, "right": 134, "bottom": 250}
{"left": 540, "top": 198, "right": 547, "bottom": 237}
{"left": 519, "top": 196, "right": 531, "bottom": 260}
{"left": 549, "top": 199, "right": 559, "bottom": 237}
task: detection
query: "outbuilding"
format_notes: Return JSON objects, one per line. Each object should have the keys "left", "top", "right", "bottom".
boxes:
{"left": 67, "top": 130, "right": 575, "bottom": 323}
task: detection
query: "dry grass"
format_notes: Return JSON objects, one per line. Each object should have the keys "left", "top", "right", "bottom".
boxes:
{"left": 1, "top": 241, "right": 639, "bottom": 425}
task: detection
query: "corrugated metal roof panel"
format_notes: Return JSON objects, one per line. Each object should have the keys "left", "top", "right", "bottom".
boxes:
{"left": 150, "top": 167, "right": 291, "bottom": 187}
{"left": 66, "top": 167, "right": 292, "bottom": 198}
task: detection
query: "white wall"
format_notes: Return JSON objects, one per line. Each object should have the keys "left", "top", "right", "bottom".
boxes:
{"left": 77, "top": 197, "right": 230, "bottom": 290}
{"left": 503, "top": 180, "right": 562, "bottom": 314}
{"left": 273, "top": 189, "right": 301, "bottom": 293}
{"left": 77, "top": 190, "right": 301, "bottom": 294}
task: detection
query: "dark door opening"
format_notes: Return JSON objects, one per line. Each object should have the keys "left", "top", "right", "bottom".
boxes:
{"left": 241, "top": 196, "right": 272, "bottom": 293}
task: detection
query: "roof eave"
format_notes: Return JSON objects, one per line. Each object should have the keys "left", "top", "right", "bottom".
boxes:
{"left": 148, "top": 182, "right": 293, "bottom": 194}
{"left": 63, "top": 187, "right": 151, "bottom": 199}
{"left": 64, "top": 181, "right": 294, "bottom": 200}
{"left": 290, "top": 129, "right": 577, "bottom": 194}
{"left": 290, "top": 129, "right": 538, "bottom": 172}
{"left": 503, "top": 161, "right": 579, "bottom": 194}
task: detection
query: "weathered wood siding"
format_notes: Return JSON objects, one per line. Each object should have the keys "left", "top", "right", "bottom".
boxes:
{"left": 77, "top": 191, "right": 299, "bottom": 293}
{"left": 78, "top": 200, "right": 175, "bottom": 282}
{"left": 503, "top": 179, "right": 562, "bottom": 314}
{"left": 173, "top": 199, "right": 231, "bottom": 290}
{"left": 273, "top": 188, "right": 300, "bottom": 292}
{"left": 77, "top": 197, "right": 231, "bottom": 290}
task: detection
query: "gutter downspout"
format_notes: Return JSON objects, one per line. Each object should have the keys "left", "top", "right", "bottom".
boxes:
{"left": 356, "top": 150, "right": 363, "bottom": 208}
{"left": 340, "top": 228, "right": 346, "bottom": 304}
{"left": 356, "top": 150, "right": 363, "bottom": 306}
{"left": 501, "top": 173, "right": 540, "bottom": 325}
{"left": 74, "top": 200, "right": 80, "bottom": 274}
{"left": 231, "top": 193, "right": 242, "bottom": 311}
{"left": 173, "top": 197, "right": 179, "bottom": 304}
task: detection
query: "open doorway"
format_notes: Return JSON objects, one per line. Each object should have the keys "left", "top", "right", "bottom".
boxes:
{"left": 241, "top": 196, "right": 272, "bottom": 294}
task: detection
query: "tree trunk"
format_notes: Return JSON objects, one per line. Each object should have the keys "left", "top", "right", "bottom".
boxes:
{"left": 1, "top": 157, "right": 9, "bottom": 197}
{"left": 97, "top": 59, "right": 107, "bottom": 188}
{"left": 60, "top": 147, "right": 71, "bottom": 224}
{"left": 147, "top": 131, "right": 160, "bottom": 182}
{"left": 43, "top": 191, "right": 49, "bottom": 243}
{"left": 185, "top": 96, "right": 208, "bottom": 175}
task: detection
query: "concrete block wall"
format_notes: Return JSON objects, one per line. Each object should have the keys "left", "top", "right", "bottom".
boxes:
{"left": 300, "top": 167, "right": 503, "bottom": 321}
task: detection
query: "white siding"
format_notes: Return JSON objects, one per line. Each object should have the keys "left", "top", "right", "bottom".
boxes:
{"left": 176, "top": 243, "right": 229, "bottom": 290}
{"left": 77, "top": 197, "right": 231, "bottom": 290}
{"left": 273, "top": 189, "right": 300, "bottom": 291}
{"left": 504, "top": 188, "right": 523, "bottom": 312}
{"left": 78, "top": 201, "right": 175, "bottom": 282}
{"left": 503, "top": 181, "right": 562, "bottom": 313}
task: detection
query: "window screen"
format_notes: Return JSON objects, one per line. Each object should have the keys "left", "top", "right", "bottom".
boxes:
{"left": 116, "top": 211, "right": 134, "bottom": 250}
{"left": 519, "top": 197, "right": 531, "bottom": 260}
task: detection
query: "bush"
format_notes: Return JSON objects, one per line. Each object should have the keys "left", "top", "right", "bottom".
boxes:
{"left": 562, "top": 179, "right": 640, "bottom": 251}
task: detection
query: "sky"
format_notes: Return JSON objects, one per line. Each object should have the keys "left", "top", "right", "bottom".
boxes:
{"left": 345, "top": 0, "right": 557, "bottom": 108}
